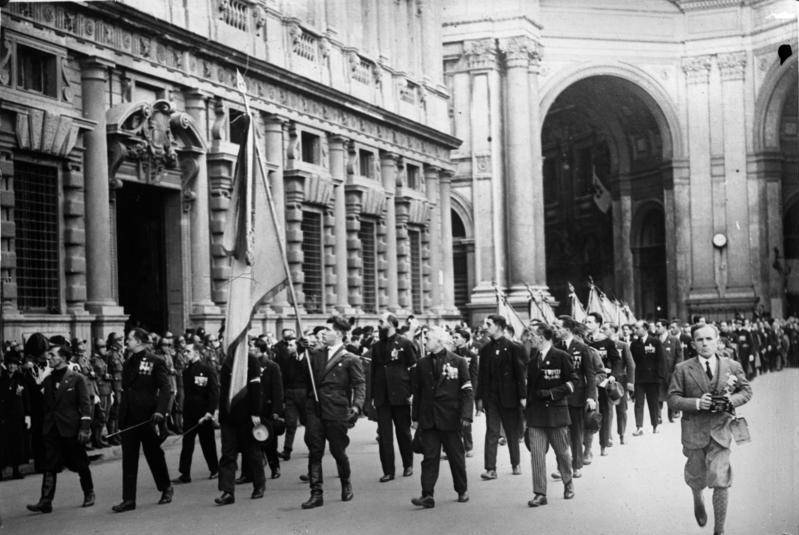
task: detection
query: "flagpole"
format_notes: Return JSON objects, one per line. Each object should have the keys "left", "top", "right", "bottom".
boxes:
{"left": 235, "top": 71, "right": 319, "bottom": 404}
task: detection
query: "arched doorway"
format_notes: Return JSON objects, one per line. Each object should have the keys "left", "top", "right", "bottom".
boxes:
{"left": 780, "top": 79, "right": 798, "bottom": 317}
{"left": 633, "top": 204, "right": 667, "bottom": 319}
{"left": 452, "top": 209, "right": 471, "bottom": 318}
{"left": 541, "top": 75, "right": 672, "bottom": 314}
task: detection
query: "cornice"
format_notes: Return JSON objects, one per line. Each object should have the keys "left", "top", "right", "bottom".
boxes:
{"left": 443, "top": 14, "right": 543, "bottom": 31}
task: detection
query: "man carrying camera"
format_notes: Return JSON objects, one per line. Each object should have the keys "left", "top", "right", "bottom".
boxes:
{"left": 668, "top": 324, "right": 752, "bottom": 535}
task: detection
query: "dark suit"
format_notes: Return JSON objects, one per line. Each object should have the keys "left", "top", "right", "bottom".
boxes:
{"left": 119, "top": 350, "right": 172, "bottom": 502}
{"left": 258, "top": 359, "right": 284, "bottom": 473}
{"left": 561, "top": 337, "right": 596, "bottom": 470}
{"left": 218, "top": 353, "right": 264, "bottom": 495}
{"left": 274, "top": 340, "right": 307, "bottom": 456}
{"left": 412, "top": 350, "right": 473, "bottom": 498}
{"left": 40, "top": 368, "right": 94, "bottom": 495}
{"left": 454, "top": 344, "right": 479, "bottom": 452}
{"left": 631, "top": 335, "right": 665, "bottom": 430}
{"left": 178, "top": 359, "right": 219, "bottom": 479}
{"left": 613, "top": 340, "right": 636, "bottom": 438}
{"left": 660, "top": 334, "right": 684, "bottom": 418}
{"left": 668, "top": 356, "right": 752, "bottom": 490}
{"left": 525, "top": 346, "right": 577, "bottom": 495}
{"left": 305, "top": 345, "right": 366, "bottom": 497}
{"left": 476, "top": 336, "right": 526, "bottom": 471}
{"left": 370, "top": 335, "right": 417, "bottom": 477}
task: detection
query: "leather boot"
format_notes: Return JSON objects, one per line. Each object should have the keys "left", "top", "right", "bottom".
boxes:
{"left": 27, "top": 472, "right": 56, "bottom": 513}
{"left": 79, "top": 469, "right": 94, "bottom": 507}
{"left": 301, "top": 463, "right": 324, "bottom": 509}
{"left": 341, "top": 480, "right": 353, "bottom": 502}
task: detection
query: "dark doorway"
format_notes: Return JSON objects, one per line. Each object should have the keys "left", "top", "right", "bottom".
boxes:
{"left": 784, "top": 201, "right": 799, "bottom": 317}
{"left": 452, "top": 210, "right": 470, "bottom": 319}
{"left": 116, "top": 182, "right": 168, "bottom": 333}
{"left": 633, "top": 206, "right": 668, "bottom": 320}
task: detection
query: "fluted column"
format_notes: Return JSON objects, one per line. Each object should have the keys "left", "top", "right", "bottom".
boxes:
{"left": 81, "top": 58, "right": 123, "bottom": 317}
{"left": 439, "top": 169, "right": 456, "bottom": 313}
{"left": 345, "top": 184, "right": 364, "bottom": 312}
{"left": 500, "top": 37, "right": 540, "bottom": 294}
{"left": 424, "top": 165, "right": 442, "bottom": 312}
{"left": 380, "top": 151, "right": 400, "bottom": 311}
{"left": 329, "top": 134, "right": 352, "bottom": 313}
{"left": 184, "top": 90, "right": 218, "bottom": 314}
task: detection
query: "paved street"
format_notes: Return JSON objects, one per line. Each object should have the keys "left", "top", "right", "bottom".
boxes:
{"left": 1, "top": 369, "right": 797, "bottom": 535}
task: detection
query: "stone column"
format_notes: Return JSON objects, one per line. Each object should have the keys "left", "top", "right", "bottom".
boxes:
{"left": 612, "top": 179, "right": 634, "bottom": 311}
{"left": 81, "top": 58, "right": 124, "bottom": 318}
{"left": 377, "top": 0, "right": 394, "bottom": 65}
{"left": 527, "top": 46, "right": 546, "bottom": 287}
{"left": 380, "top": 151, "right": 400, "bottom": 311}
{"left": 424, "top": 165, "right": 442, "bottom": 312}
{"left": 661, "top": 164, "right": 678, "bottom": 319}
{"left": 329, "top": 134, "right": 352, "bottom": 313}
{"left": 681, "top": 56, "right": 715, "bottom": 294}
{"left": 499, "top": 37, "right": 539, "bottom": 297}
{"left": 672, "top": 160, "right": 692, "bottom": 320}
{"left": 183, "top": 90, "right": 218, "bottom": 315}
{"left": 395, "top": 195, "right": 411, "bottom": 311}
{"left": 345, "top": 184, "right": 364, "bottom": 313}
{"left": 264, "top": 114, "right": 290, "bottom": 312}
{"left": 439, "top": 169, "right": 457, "bottom": 313}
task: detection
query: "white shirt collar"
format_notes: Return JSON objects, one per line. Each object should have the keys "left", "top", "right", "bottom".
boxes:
{"left": 540, "top": 343, "right": 552, "bottom": 360}
{"left": 328, "top": 343, "right": 343, "bottom": 359}
{"left": 697, "top": 353, "right": 717, "bottom": 371}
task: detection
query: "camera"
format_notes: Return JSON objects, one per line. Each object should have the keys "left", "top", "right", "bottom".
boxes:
{"left": 709, "top": 393, "right": 732, "bottom": 413}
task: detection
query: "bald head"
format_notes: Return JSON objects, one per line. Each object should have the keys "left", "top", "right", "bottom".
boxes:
{"left": 425, "top": 327, "right": 450, "bottom": 354}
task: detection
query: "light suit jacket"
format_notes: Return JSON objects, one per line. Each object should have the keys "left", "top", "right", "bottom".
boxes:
{"left": 667, "top": 356, "right": 752, "bottom": 449}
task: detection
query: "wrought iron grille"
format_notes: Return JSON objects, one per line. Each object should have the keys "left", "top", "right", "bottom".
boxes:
{"left": 359, "top": 219, "right": 377, "bottom": 313}
{"left": 408, "top": 227, "right": 422, "bottom": 313}
{"left": 301, "top": 210, "right": 323, "bottom": 313}
{"left": 14, "top": 161, "right": 59, "bottom": 312}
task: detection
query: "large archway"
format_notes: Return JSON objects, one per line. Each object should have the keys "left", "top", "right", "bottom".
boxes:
{"left": 780, "top": 79, "right": 798, "bottom": 316}
{"left": 541, "top": 75, "right": 673, "bottom": 316}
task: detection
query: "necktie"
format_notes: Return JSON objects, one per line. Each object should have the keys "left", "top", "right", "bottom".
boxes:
{"left": 705, "top": 360, "right": 713, "bottom": 380}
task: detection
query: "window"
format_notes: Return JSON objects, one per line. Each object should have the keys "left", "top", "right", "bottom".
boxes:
{"left": 14, "top": 161, "right": 60, "bottom": 312}
{"left": 301, "top": 210, "right": 323, "bottom": 313}
{"left": 408, "top": 227, "right": 423, "bottom": 313}
{"left": 359, "top": 219, "right": 378, "bottom": 312}
{"left": 301, "top": 131, "right": 321, "bottom": 164}
{"left": 406, "top": 163, "right": 420, "bottom": 189}
{"left": 16, "top": 45, "right": 57, "bottom": 97}
{"left": 359, "top": 149, "right": 375, "bottom": 179}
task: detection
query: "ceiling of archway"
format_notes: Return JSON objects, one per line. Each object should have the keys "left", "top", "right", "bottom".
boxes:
{"left": 542, "top": 76, "right": 664, "bottom": 173}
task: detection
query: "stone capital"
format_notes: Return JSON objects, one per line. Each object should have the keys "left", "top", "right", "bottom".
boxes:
{"left": 80, "top": 57, "right": 115, "bottom": 81}
{"left": 681, "top": 55, "right": 712, "bottom": 85}
{"left": 499, "top": 36, "right": 541, "bottom": 70}
{"left": 462, "top": 38, "right": 499, "bottom": 71}
{"left": 718, "top": 51, "right": 747, "bottom": 82}
{"left": 439, "top": 168, "right": 454, "bottom": 185}
{"left": 183, "top": 88, "right": 213, "bottom": 110}
{"left": 327, "top": 133, "right": 349, "bottom": 150}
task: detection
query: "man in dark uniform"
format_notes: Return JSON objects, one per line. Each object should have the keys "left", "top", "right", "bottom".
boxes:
{"left": 105, "top": 332, "right": 125, "bottom": 445}
{"left": 301, "top": 316, "right": 365, "bottom": 509}
{"left": 552, "top": 316, "right": 596, "bottom": 479}
{"left": 90, "top": 338, "right": 112, "bottom": 449}
{"left": 173, "top": 342, "right": 219, "bottom": 484}
{"left": 525, "top": 322, "right": 578, "bottom": 507}
{"left": 631, "top": 321, "right": 665, "bottom": 436}
{"left": 603, "top": 323, "right": 635, "bottom": 445}
{"left": 1, "top": 352, "right": 30, "bottom": 480}
{"left": 274, "top": 329, "right": 306, "bottom": 461}
{"left": 26, "top": 344, "right": 95, "bottom": 513}
{"left": 257, "top": 353, "right": 284, "bottom": 480}
{"left": 410, "top": 327, "right": 473, "bottom": 509}
{"left": 370, "top": 312, "right": 417, "bottom": 482}
{"left": 215, "top": 342, "right": 264, "bottom": 505}
{"left": 475, "top": 314, "right": 526, "bottom": 480}
{"left": 452, "top": 328, "right": 478, "bottom": 457}
{"left": 658, "top": 319, "right": 684, "bottom": 423}
{"left": 112, "top": 328, "right": 174, "bottom": 513}
{"left": 584, "top": 312, "right": 619, "bottom": 458}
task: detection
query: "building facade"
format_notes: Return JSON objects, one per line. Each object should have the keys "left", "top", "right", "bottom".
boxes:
{"left": 442, "top": 0, "right": 798, "bottom": 321}
{"left": 0, "top": 0, "right": 460, "bottom": 342}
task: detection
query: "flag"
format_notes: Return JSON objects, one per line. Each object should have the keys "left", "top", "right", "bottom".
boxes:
{"left": 586, "top": 284, "right": 604, "bottom": 317}
{"left": 496, "top": 288, "right": 526, "bottom": 340}
{"left": 591, "top": 166, "right": 611, "bottom": 214}
{"left": 528, "top": 286, "right": 557, "bottom": 325}
{"left": 568, "top": 282, "right": 587, "bottom": 323}
{"left": 221, "top": 105, "right": 288, "bottom": 407}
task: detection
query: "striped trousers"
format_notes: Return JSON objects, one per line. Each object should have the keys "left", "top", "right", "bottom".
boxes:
{"left": 528, "top": 426, "right": 572, "bottom": 496}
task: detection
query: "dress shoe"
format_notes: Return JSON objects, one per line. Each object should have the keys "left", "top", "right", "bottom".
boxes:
{"left": 111, "top": 500, "right": 136, "bottom": 513}
{"left": 379, "top": 474, "right": 395, "bottom": 483}
{"left": 299, "top": 474, "right": 310, "bottom": 482}
{"left": 403, "top": 467, "right": 413, "bottom": 477}
{"left": 411, "top": 495, "right": 435, "bottom": 508}
{"left": 82, "top": 491, "right": 95, "bottom": 507}
{"left": 693, "top": 493, "right": 707, "bottom": 527}
{"left": 465, "top": 450, "right": 474, "bottom": 458}
{"left": 528, "top": 494, "right": 547, "bottom": 507}
{"left": 480, "top": 470, "right": 497, "bottom": 480}
{"left": 301, "top": 494, "right": 324, "bottom": 509}
{"left": 158, "top": 486, "right": 174, "bottom": 505}
{"left": 607, "top": 438, "right": 613, "bottom": 447}
{"left": 653, "top": 426, "right": 660, "bottom": 434}
{"left": 512, "top": 465, "right": 522, "bottom": 475}
{"left": 341, "top": 481, "right": 353, "bottom": 501}
{"left": 251, "top": 487, "right": 265, "bottom": 499}
{"left": 632, "top": 428, "right": 644, "bottom": 436}
{"left": 573, "top": 469, "right": 582, "bottom": 478}
{"left": 215, "top": 492, "right": 235, "bottom": 506}
{"left": 583, "top": 452, "right": 593, "bottom": 465}
{"left": 26, "top": 501, "right": 53, "bottom": 514}
{"left": 600, "top": 447, "right": 608, "bottom": 457}
{"left": 563, "top": 482, "right": 575, "bottom": 500}
{"left": 619, "top": 435, "right": 625, "bottom": 445}
{"left": 172, "top": 474, "right": 191, "bottom": 484}
{"left": 498, "top": 437, "right": 507, "bottom": 446}
{"left": 235, "top": 475, "right": 252, "bottom": 485}
{"left": 278, "top": 451, "right": 291, "bottom": 461}
{"left": 457, "top": 492, "right": 469, "bottom": 503}
{"left": 551, "top": 471, "right": 562, "bottom": 480}
{"left": 209, "top": 471, "right": 218, "bottom": 480}
{"left": 271, "top": 467, "right": 281, "bottom": 479}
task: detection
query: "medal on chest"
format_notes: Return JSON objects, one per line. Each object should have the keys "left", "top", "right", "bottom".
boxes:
{"left": 138, "top": 359, "right": 154, "bottom": 375}
{"left": 194, "top": 374, "right": 208, "bottom": 387}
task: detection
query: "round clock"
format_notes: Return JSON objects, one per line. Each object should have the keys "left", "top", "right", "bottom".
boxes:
{"left": 712, "top": 233, "right": 727, "bottom": 248}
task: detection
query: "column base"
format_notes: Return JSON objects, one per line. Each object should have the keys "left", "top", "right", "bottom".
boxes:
{"left": 187, "top": 313, "right": 225, "bottom": 334}
{"left": 686, "top": 287, "right": 758, "bottom": 320}
{"left": 85, "top": 302, "right": 126, "bottom": 316}
{"left": 191, "top": 303, "right": 222, "bottom": 316}
{"left": 334, "top": 304, "right": 357, "bottom": 316}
